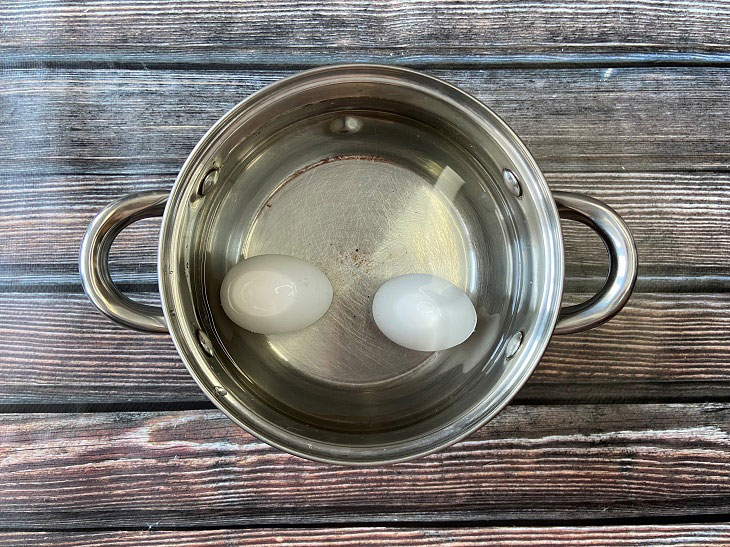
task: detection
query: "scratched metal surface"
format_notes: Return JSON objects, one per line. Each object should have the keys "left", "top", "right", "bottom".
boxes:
{"left": 245, "top": 158, "right": 472, "bottom": 385}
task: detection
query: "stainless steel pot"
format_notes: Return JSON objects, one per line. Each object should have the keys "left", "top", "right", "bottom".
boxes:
{"left": 80, "top": 65, "right": 637, "bottom": 465}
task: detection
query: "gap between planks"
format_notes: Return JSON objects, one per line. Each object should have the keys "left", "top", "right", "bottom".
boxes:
{"left": 5, "top": 52, "right": 730, "bottom": 72}
{"left": 0, "top": 516, "right": 729, "bottom": 533}
{"left": 1, "top": 404, "right": 729, "bottom": 528}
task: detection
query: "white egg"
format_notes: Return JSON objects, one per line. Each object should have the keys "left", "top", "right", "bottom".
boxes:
{"left": 220, "top": 254, "right": 333, "bottom": 335}
{"left": 372, "top": 273, "right": 477, "bottom": 352}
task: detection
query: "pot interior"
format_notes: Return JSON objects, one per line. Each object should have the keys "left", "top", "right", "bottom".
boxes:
{"left": 161, "top": 66, "right": 561, "bottom": 463}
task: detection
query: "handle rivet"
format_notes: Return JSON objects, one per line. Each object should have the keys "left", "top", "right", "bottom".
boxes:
{"left": 198, "top": 167, "right": 219, "bottom": 197}
{"left": 503, "top": 169, "right": 522, "bottom": 198}
{"left": 330, "top": 115, "right": 363, "bottom": 134}
{"left": 505, "top": 331, "right": 523, "bottom": 359}
{"left": 196, "top": 329, "right": 214, "bottom": 356}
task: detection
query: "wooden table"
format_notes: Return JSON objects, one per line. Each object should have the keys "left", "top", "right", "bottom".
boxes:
{"left": 2, "top": 2, "right": 729, "bottom": 545}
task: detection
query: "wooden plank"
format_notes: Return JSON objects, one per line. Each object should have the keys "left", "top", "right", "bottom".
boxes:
{"left": 0, "top": 292, "right": 199, "bottom": 404}
{"left": 1, "top": 404, "right": 728, "bottom": 527}
{"left": 556, "top": 172, "right": 730, "bottom": 279}
{"left": 2, "top": 171, "right": 728, "bottom": 280}
{"left": 3, "top": 525, "right": 730, "bottom": 546}
{"left": 2, "top": 67, "right": 730, "bottom": 177}
{"left": 0, "top": 292, "right": 728, "bottom": 405}
{"left": 3, "top": 0, "right": 730, "bottom": 66}
{"left": 0, "top": 174, "right": 172, "bottom": 279}
{"left": 526, "top": 292, "right": 730, "bottom": 401}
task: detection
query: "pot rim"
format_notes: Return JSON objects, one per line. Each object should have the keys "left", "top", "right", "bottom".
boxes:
{"left": 158, "top": 64, "right": 564, "bottom": 465}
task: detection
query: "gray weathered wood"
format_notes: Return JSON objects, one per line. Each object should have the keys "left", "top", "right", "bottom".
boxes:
{"left": 3, "top": 0, "right": 730, "bottom": 67}
{"left": 2, "top": 525, "right": 729, "bottom": 546}
{"left": 0, "top": 292, "right": 728, "bottom": 405}
{"left": 2, "top": 68, "right": 730, "bottom": 177}
{"left": 1, "top": 404, "right": 728, "bottom": 528}
{"left": 2, "top": 0, "right": 729, "bottom": 536}
{"left": 2, "top": 171, "right": 728, "bottom": 281}
{"left": 0, "top": 292, "right": 194, "bottom": 404}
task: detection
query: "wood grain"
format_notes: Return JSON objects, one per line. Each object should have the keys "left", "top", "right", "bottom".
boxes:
{"left": 0, "top": 292, "right": 728, "bottom": 405}
{"left": 1, "top": 404, "right": 728, "bottom": 527}
{"left": 3, "top": 0, "right": 730, "bottom": 67}
{"left": 1, "top": 0, "right": 728, "bottom": 536}
{"left": 0, "top": 292, "right": 196, "bottom": 404}
{"left": 3, "top": 525, "right": 730, "bottom": 546}
{"left": 2, "top": 67, "right": 730, "bottom": 178}
{"left": 2, "top": 171, "right": 728, "bottom": 281}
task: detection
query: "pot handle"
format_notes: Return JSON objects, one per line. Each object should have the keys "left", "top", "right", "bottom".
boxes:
{"left": 553, "top": 191, "right": 638, "bottom": 335}
{"left": 79, "top": 191, "right": 169, "bottom": 333}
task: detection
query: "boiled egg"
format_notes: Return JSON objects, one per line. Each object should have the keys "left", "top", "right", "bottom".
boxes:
{"left": 372, "top": 273, "right": 477, "bottom": 352}
{"left": 220, "top": 254, "right": 333, "bottom": 335}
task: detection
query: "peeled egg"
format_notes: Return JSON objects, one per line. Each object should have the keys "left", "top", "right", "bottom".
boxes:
{"left": 220, "top": 254, "right": 333, "bottom": 335}
{"left": 372, "top": 273, "right": 477, "bottom": 352}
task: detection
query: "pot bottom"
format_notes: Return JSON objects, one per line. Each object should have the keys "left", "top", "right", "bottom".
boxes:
{"left": 201, "top": 109, "right": 519, "bottom": 431}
